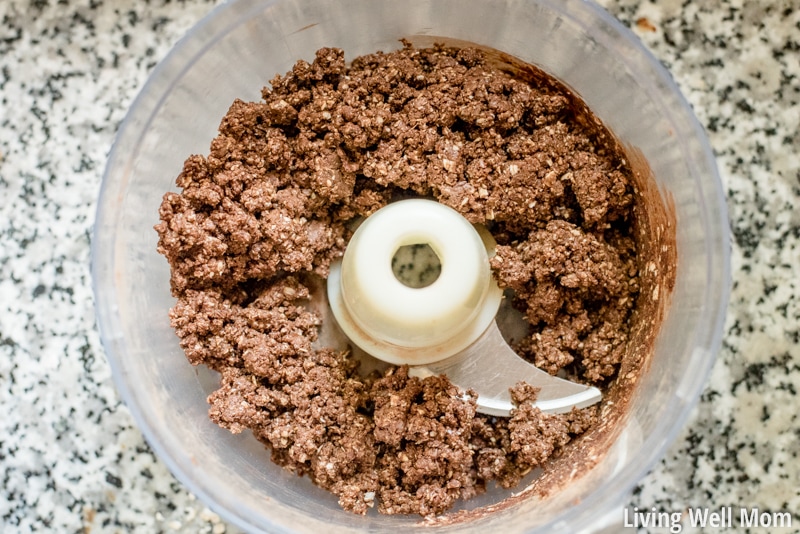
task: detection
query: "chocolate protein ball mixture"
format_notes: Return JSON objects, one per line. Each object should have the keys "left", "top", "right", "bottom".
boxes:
{"left": 155, "top": 43, "right": 663, "bottom": 516}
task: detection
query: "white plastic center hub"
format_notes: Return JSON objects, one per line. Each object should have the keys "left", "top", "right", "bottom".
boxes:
{"left": 327, "top": 199, "right": 503, "bottom": 366}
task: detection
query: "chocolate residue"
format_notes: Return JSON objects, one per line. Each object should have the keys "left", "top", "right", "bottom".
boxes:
{"left": 428, "top": 135, "right": 677, "bottom": 529}
{"left": 155, "top": 41, "right": 676, "bottom": 518}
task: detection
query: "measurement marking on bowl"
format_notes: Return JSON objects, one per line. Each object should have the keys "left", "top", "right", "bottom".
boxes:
{"left": 290, "top": 22, "right": 319, "bottom": 35}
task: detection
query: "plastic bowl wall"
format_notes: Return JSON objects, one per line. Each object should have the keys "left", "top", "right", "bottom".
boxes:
{"left": 92, "top": 0, "right": 730, "bottom": 532}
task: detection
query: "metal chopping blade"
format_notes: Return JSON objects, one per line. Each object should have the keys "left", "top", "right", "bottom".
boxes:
{"left": 407, "top": 320, "right": 602, "bottom": 417}
{"left": 311, "top": 274, "right": 602, "bottom": 417}
{"left": 317, "top": 199, "right": 603, "bottom": 417}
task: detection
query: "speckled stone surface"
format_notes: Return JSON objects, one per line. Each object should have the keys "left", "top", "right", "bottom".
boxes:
{"left": 605, "top": 1, "right": 800, "bottom": 531}
{"left": 0, "top": 0, "right": 797, "bottom": 532}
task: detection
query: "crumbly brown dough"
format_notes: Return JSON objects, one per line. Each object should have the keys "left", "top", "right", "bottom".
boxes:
{"left": 156, "top": 43, "right": 648, "bottom": 516}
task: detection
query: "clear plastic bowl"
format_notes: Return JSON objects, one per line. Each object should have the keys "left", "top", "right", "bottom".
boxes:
{"left": 92, "top": 0, "right": 730, "bottom": 532}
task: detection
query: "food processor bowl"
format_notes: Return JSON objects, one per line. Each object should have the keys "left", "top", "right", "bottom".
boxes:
{"left": 92, "top": 0, "right": 730, "bottom": 532}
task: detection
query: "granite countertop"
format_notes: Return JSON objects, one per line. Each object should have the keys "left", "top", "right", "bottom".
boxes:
{"left": 0, "top": 0, "right": 797, "bottom": 532}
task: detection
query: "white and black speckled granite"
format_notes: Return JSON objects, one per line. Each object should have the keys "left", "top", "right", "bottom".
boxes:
{"left": 0, "top": 0, "right": 797, "bottom": 532}
{"left": 605, "top": 1, "right": 800, "bottom": 529}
